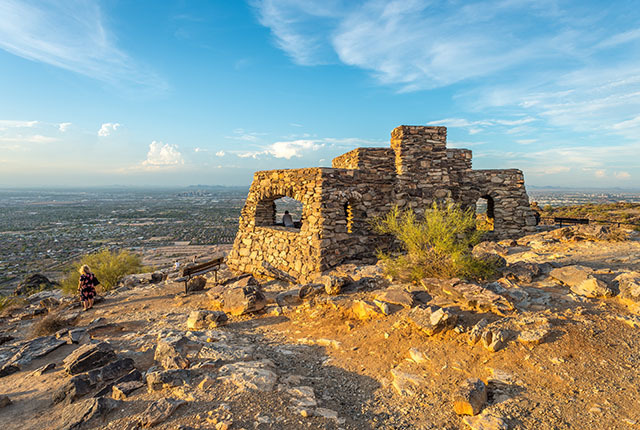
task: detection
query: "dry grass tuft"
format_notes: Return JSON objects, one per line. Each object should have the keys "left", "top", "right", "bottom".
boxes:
{"left": 31, "top": 314, "right": 67, "bottom": 337}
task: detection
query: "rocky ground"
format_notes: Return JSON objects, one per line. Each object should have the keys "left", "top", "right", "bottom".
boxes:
{"left": 1, "top": 225, "right": 640, "bottom": 429}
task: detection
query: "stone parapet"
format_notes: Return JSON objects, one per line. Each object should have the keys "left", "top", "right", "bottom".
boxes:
{"left": 227, "top": 125, "right": 537, "bottom": 281}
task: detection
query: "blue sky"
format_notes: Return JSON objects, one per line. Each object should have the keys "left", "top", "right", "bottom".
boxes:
{"left": 0, "top": 0, "right": 638, "bottom": 188}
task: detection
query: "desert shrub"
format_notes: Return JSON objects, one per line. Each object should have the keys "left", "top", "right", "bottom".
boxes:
{"left": 60, "top": 248, "right": 144, "bottom": 295}
{"left": 0, "top": 296, "right": 27, "bottom": 316}
{"left": 31, "top": 314, "right": 67, "bottom": 337}
{"left": 371, "top": 203, "right": 499, "bottom": 283}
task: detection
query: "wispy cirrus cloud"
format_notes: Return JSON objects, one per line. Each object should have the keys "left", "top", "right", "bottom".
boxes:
{"left": 0, "top": 0, "right": 166, "bottom": 91}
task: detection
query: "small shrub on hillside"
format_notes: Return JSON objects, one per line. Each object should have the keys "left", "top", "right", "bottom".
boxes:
{"left": 60, "top": 249, "right": 144, "bottom": 295}
{"left": 371, "top": 203, "right": 499, "bottom": 283}
{"left": 31, "top": 314, "right": 67, "bottom": 337}
{"left": 0, "top": 296, "right": 27, "bottom": 316}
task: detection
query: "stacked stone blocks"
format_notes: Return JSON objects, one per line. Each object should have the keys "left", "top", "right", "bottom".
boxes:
{"left": 227, "top": 125, "right": 537, "bottom": 281}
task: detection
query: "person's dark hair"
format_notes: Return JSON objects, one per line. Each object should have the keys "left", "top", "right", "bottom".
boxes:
{"left": 284, "top": 210, "right": 289, "bottom": 214}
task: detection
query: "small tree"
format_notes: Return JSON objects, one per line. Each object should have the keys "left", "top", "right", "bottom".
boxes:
{"left": 372, "top": 203, "right": 497, "bottom": 283}
{"left": 60, "top": 249, "right": 144, "bottom": 295}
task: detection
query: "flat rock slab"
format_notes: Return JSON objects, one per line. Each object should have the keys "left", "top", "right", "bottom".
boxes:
{"left": 186, "top": 310, "right": 228, "bottom": 330}
{"left": 112, "top": 381, "right": 144, "bottom": 400}
{"left": 374, "top": 289, "right": 414, "bottom": 308}
{"left": 550, "top": 265, "right": 614, "bottom": 298}
{"left": 63, "top": 342, "right": 116, "bottom": 375}
{"left": 218, "top": 360, "right": 278, "bottom": 392}
{"left": 615, "top": 271, "right": 640, "bottom": 301}
{"left": 59, "top": 396, "right": 120, "bottom": 430}
{"left": 2, "top": 336, "right": 66, "bottom": 370}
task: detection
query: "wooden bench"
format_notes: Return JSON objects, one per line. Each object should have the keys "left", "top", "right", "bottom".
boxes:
{"left": 554, "top": 217, "right": 589, "bottom": 226}
{"left": 176, "top": 257, "right": 224, "bottom": 294}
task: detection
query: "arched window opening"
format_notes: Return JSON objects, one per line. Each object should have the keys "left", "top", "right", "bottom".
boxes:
{"left": 275, "top": 197, "right": 303, "bottom": 229}
{"left": 475, "top": 195, "right": 495, "bottom": 231}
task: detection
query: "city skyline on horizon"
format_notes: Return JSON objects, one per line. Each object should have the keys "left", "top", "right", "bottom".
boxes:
{"left": 1, "top": 0, "right": 639, "bottom": 188}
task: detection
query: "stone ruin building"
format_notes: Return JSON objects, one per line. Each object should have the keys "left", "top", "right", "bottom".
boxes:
{"left": 227, "top": 125, "right": 537, "bottom": 282}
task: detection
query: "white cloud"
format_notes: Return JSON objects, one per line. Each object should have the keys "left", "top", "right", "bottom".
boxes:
{"left": 194, "top": 147, "right": 206, "bottom": 153}
{"left": 142, "top": 141, "right": 184, "bottom": 167}
{"left": 0, "top": 120, "right": 38, "bottom": 130}
{"left": 0, "top": 134, "right": 58, "bottom": 144}
{"left": 215, "top": 150, "right": 225, "bottom": 157}
{"left": 98, "top": 123, "right": 121, "bottom": 137}
{"left": 516, "top": 139, "right": 537, "bottom": 145}
{"left": 0, "top": 0, "right": 166, "bottom": 91}
{"left": 615, "top": 171, "right": 631, "bottom": 179}
{"left": 594, "top": 170, "right": 606, "bottom": 178}
{"left": 58, "top": 122, "right": 71, "bottom": 132}
{"left": 237, "top": 139, "right": 324, "bottom": 159}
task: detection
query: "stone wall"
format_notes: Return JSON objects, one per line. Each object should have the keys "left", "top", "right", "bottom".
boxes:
{"left": 226, "top": 125, "right": 537, "bottom": 281}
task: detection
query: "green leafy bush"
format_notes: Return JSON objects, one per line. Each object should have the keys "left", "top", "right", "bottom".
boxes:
{"left": 371, "top": 203, "right": 498, "bottom": 283}
{"left": 60, "top": 249, "right": 144, "bottom": 295}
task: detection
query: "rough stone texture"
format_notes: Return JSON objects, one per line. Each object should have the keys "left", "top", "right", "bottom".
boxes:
{"left": 211, "top": 285, "right": 267, "bottom": 316}
{"left": 0, "top": 395, "right": 11, "bottom": 408}
{"left": 227, "top": 125, "right": 536, "bottom": 282}
{"left": 140, "top": 398, "right": 186, "bottom": 428}
{"left": 406, "top": 306, "right": 457, "bottom": 336}
{"left": 63, "top": 342, "right": 116, "bottom": 375}
{"left": 352, "top": 299, "right": 386, "bottom": 320}
{"left": 146, "top": 369, "right": 191, "bottom": 392}
{"left": 453, "top": 378, "right": 488, "bottom": 416}
{"left": 615, "top": 271, "right": 640, "bottom": 301}
{"left": 59, "top": 397, "right": 120, "bottom": 430}
{"left": 218, "top": 360, "right": 278, "bottom": 392}
{"left": 154, "top": 332, "right": 200, "bottom": 370}
{"left": 186, "top": 276, "right": 207, "bottom": 292}
{"left": 462, "top": 412, "right": 509, "bottom": 430}
{"left": 112, "top": 381, "right": 144, "bottom": 400}
{"left": 550, "top": 265, "right": 614, "bottom": 298}
{"left": 186, "top": 310, "right": 228, "bottom": 330}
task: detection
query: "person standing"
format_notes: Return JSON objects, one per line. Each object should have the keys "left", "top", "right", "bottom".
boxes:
{"left": 78, "top": 264, "right": 99, "bottom": 311}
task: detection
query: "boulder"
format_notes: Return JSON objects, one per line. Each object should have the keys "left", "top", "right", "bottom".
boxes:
{"left": 139, "top": 398, "right": 186, "bottom": 428}
{"left": 314, "top": 274, "right": 352, "bottom": 295}
{"left": 0, "top": 395, "right": 11, "bottom": 408}
{"left": 482, "top": 328, "right": 507, "bottom": 353}
{"left": 453, "top": 378, "right": 487, "bottom": 416}
{"left": 186, "top": 310, "right": 228, "bottom": 330}
{"left": 406, "top": 306, "right": 456, "bottom": 336}
{"left": 15, "top": 273, "right": 57, "bottom": 295}
{"left": 472, "top": 243, "right": 507, "bottom": 268}
{"left": 54, "top": 358, "right": 135, "bottom": 404}
{"left": 186, "top": 276, "right": 207, "bottom": 292}
{"left": 615, "top": 271, "right": 640, "bottom": 301}
{"left": 58, "top": 397, "right": 120, "bottom": 430}
{"left": 550, "top": 265, "right": 614, "bottom": 298}
{"left": 112, "top": 381, "right": 144, "bottom": 400}
{"left": 502, "top": 262, "right": 541, "bottom": 283}
{"left": 221, "top": 285, "right": 267, "bottom": 316}
{"left": 374, "top": 288, "right": 414, "bottom": 308}
{"left": 155, "top": 332, "right": 200, "bottom": 370}
{"left": 352, "top": 299, "right": 386, "bottom": 320}
{"left": 276, "top": 289, "right": 303, "bottom": 307}
{"left": 63, "top": 342, "right": 116, "bottom": 375}
{"left": 146, "top": 369, "right": 191, "bottom": 392}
